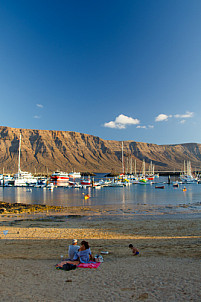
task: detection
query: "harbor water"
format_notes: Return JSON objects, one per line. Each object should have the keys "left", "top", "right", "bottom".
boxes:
{"left": 0, "top": 175, "right": 201, "bottom": 215}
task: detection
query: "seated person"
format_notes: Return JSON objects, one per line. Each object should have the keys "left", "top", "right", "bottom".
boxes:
{"left": 68, "top": 239, "right": 80, "bottom": 261}
{"left": 129, "top": 243, "right": 139, "bottom": 255}
{"left": 66, "top": 240, "right": 93, "bottom": 265}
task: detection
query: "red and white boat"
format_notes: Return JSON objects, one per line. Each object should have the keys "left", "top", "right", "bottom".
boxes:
{"left": 50, "top": 171, "right": 69, "bottom": 181}
{"left": 80, "top": 177, "right": 92, "bottom": 186}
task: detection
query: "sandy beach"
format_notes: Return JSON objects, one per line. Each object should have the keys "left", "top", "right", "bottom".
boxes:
{"left": 0, "top": 203, "right": 200, "bottom": 301}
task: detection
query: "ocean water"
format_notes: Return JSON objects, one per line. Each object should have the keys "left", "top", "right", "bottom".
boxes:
{"left": 0, "top": 176, "right": 201, "bottom": 213}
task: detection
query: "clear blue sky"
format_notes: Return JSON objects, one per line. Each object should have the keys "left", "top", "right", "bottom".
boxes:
{"left": 1, "top": 0, "right": 201, "bottom": 145}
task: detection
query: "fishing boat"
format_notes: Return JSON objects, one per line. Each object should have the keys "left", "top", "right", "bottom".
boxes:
{"left": 50, "top": 171, "right": 69, "bottom": 181}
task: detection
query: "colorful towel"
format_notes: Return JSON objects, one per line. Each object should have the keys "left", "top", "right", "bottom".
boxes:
{"left": 77, "top": 261, "right": 101, "bottom": 269}
{"left": 56, "top": 261, "right": 101, "bottom": 269}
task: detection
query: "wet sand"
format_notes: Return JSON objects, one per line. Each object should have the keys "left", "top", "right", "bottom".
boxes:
{"left": 0, "top": 203, "right": 200, "bottom": 301}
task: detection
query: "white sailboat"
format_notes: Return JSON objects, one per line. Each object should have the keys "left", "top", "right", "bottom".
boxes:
{"left": 14, "top": 134, "right": 37, "bottom": 186}
{"left": 180, "top": 160, "right": 197, "bottom": 184}
{"left": 139, "top": 159, "right": 148, "bottom": 184}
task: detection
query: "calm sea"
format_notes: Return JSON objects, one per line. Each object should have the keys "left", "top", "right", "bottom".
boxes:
{"left": 0, "top": 175, "right": 201, "bottom": 214}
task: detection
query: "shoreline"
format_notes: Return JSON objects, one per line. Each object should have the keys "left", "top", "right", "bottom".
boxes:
{"left": 1, "top": 201, "right": 201, "bottom": 219}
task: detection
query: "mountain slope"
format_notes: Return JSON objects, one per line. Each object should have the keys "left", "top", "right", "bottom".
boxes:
{"left": 0, "top": 126, "right": 201, "bottom": 174}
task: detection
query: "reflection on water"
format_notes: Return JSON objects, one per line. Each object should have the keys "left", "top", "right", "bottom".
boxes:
{"left": 0, "top": 180, "right": 201, "bottom": 211}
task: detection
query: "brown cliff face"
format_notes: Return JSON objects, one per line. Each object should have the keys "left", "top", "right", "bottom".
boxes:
{"left": 0, "top": 126, "right": 201, "bottom": 174}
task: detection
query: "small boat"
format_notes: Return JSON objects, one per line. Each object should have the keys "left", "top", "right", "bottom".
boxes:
{"left": 183, "top": 187, "right": 187, "bottom": 192}
{"left": 155, "top": 185, "right": 165, "bottom": 189}
{"left": 35, "top": 178, "right": 47, "bottom": 188}
{"left": 173, "top": 183, "right": 179, "bottom": 188}
{"left": 81, "top": 177, "right": 92, "bottom": 186}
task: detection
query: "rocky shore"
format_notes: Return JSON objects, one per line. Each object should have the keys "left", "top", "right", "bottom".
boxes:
{"left": 0, "top": 201, "right": 63, "bottom": 214}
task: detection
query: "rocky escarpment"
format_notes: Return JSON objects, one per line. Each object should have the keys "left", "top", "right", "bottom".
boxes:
{"left": 0, "top": 126, "right": 201, "bottom": 174}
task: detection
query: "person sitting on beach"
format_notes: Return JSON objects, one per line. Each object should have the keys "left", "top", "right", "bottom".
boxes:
{"left": 68, "top": 239, "right": 80, "bottom": 261}
{"left": 66, "top": 240, "right": 93, "bottom": 265}
{"left": 129, "top": 244, "right": 139, "bottom": 255}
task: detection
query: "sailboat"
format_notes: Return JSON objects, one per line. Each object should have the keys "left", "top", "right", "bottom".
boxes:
{"left": 139, "top": 159, "right": 148, "bottom": 184}
{"left": 147, "top": 161, "right": 155, "bottom": 180}
{"left": 14, "top": 134, "right": 37, "bottom": 186}
{"left": 179, "top": 160, "right": 197, "bottom": 184}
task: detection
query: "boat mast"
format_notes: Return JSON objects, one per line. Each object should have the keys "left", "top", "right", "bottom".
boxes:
{"left": 134, "top": 159, "right": 137, "bottom": 176}
{"left": 142, "top": 159, "right": 145, "bottom": 177}
{"left": 18, "top": 134, "right": 21, "bottom": 173}
{"left": 130, "top": 156, "right": 132, "bottom": 175}
{"left": 150, "top": 161, "right": 153, "bottom": 175}
{"left": 122, "top": 141, "right": 124, "bottom": 174}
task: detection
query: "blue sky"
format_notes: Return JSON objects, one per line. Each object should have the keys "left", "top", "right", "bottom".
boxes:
{"left": 0, "top": 0, "right": 201, "bottom": 145}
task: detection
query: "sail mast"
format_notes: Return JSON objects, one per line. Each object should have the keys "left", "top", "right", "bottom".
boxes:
{"left": 130, "top": 156, "right": 132, "bottom": 174}
{"left": 18, "top": 134, "right": 21, "bottom": 173}
{"left": 134, "top": 159, "right": 136, "bottom": 175}
{"left": 122, "top": 141, "right": 124, "bottom": 174}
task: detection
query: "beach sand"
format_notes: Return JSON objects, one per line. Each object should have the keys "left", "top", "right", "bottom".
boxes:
{"left": 0, "top": 204, "right": 200, "bottom": 301}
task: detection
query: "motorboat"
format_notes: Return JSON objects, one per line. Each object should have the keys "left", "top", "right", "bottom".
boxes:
{"left": 81, "top": 177, "right": 92, "bottom": 186}
{"left": 50, "top": 171, "right": 69, "bottom": 181}
{"left": 35, "top": 178, "right": 47, "bottom": 188}
{"left": 109, "top": 180, "right": 124, "bottom": 187}
{"left": 68, "top": 171, "right": 81, "bottom": 178}
{"left": 98, "top": 179, "right": 112, "bottom": 186}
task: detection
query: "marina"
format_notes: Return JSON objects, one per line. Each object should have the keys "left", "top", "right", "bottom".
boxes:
{"left": 0, "top": 175, "right": 201, "bottom": 215}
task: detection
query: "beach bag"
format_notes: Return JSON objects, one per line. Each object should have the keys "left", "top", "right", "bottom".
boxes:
{"left": 94, "top": 255, "right": 104, "bottom": 263}
{"left": 60, "top": 263, "right": 77, "bottom": 271}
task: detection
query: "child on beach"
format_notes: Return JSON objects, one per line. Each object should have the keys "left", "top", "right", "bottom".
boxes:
{"left": 129, "top": 244, "right": 139, "bottom": 255}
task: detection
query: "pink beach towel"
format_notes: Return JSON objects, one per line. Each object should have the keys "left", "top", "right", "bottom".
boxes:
{"left": 77, "top": 262, "right": 101, "bottom": 269}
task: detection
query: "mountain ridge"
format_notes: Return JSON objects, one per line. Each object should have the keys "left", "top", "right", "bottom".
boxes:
{"left": 0, "top": 126, "right": 201, "bottom": 174}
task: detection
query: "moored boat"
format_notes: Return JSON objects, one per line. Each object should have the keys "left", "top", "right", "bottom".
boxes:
{"left": 69, "top": 171, "right": 81, "bottom": 178}
{"left": 50, "top": 171, "right": 69, "bottom": 181}
{"left": 155, "top": 185, "right": 165, "bottom": 189}
{"left": 14, "top": 134, "right": 37, "bottom": 186}
{"left": 80, "top": 177, "right": 92, "bottom": 186}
